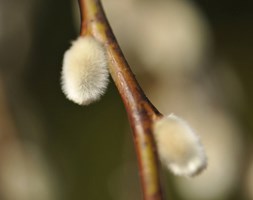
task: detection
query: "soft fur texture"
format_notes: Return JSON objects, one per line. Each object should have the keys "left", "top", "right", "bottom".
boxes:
{"left": 153, "top": 114, "right": 207, "bottom": 177}
{"left": 61, "top": 36, "right": 109, "bottom": 105}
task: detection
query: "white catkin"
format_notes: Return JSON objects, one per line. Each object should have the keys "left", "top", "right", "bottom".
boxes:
{"left": 153, "top": 114, "right": 207, "bottom": 177}
{"left": 61, "top": 36, "right": 109, "bottom": 105}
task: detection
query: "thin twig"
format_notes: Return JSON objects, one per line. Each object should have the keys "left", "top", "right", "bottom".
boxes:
{"left": 78, "top": 0, "right": 164, "bottom": 199}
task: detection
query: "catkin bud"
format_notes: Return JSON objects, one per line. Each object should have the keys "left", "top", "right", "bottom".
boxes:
{"left": 153, "top": 114, "right": 207, "bottom": 177}
{"left": 61, "top": 36, "right": 109, "bottom": 105}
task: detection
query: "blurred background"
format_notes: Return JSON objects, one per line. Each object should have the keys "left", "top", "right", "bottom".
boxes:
{"left": 0, "top": 0, "right": 252, "bottom": 199}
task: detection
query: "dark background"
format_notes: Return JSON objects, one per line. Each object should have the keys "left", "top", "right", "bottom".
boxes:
{"left": 0, "top": 0, "right": 252, "bottom": 200}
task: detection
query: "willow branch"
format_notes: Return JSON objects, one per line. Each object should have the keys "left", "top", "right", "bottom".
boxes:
{"left": 78, "top": 0, "right": 164, "bottom": 199}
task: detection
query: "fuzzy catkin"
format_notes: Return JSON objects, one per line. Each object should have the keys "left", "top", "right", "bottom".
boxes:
{"left": 61, "top": 36, "right": 109, "bottom": 105}
{"left": 153, "top": 114, "right": 207, "bottom": 177}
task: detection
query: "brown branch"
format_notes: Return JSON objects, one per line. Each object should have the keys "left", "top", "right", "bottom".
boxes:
{"left": 78, "top": 0, "right": 164, "bottom": 199}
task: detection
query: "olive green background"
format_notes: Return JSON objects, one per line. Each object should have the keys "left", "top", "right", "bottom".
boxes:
{"left": 0, "top": 0, "right": 252, "bottom": 200}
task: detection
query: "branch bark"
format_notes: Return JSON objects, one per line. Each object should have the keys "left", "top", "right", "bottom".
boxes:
{"left": 78, "top": 0, "right": 164, "bottom": 199}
